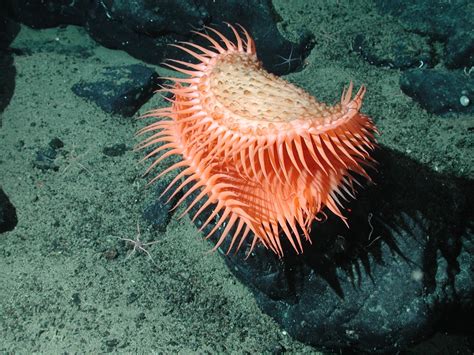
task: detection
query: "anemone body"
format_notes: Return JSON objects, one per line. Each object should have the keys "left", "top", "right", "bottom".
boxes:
{"left": 138, "top": 24, "right": 377, "bottom": 257}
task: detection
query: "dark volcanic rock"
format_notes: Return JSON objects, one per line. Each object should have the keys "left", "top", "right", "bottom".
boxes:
{"left": 153, "top": 148, "right": 473, "bottom": 353}
{"left": 0, "top": 13, "right": 20, "bottom": 49}
{"left": 84, "top": 0, "right": 209, "bottom": 66}
{"left": 4, "top": 0, "right": 89, "bottom": 28}
{"left": 85, "top": 0, "right": 314, "bottom": 76}
{"left": 197, "top": 0, "right": 314, "bottom": 75}
{"left": 3, "top": 0, "right": 314, "bottom": 76}
{"left": 33, "top": 147, "right": 59, "bottom": 171}
{"left": 71, "top": 64, "right": 161, "bottom": 117}
{"left": 142, "top": 177, "right": 179, "bottom": 233}
{"left": 142, "top": 198, "right": 171, "bottom": 233}
{"left": 0, "top": 15, "right": 19, "bottom": 120}
{"left": 367, "top": 0, "right": 474, "bottom": 115}
{"left": 0, "top": 47, "right": 16, "bottom": 119}
{"left": 48, "top": 137, "right": 64, "bottom": 150}
{"left": 353, "top": 31, "right": 431, "bottom": 69}
{"left": 102, "top": 143, "right": 127, "bottom": 157}
{"left": 374, "top": 0, "right": 474, "bottom": 70}
{"left": 0, "top": 188, "right": 17, "bottom": 233}
{"left": 375, "top": 0, "right": 473, "bottom": 42}
{"left": 445, "top": 30, "right": 474, "bottom": 69}
{"left": 400, "top": 69, "right": 474, "bottom": 115}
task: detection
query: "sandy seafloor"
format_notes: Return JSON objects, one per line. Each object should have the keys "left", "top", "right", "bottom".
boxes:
{"left": 0, "top": 0, "right": 472, "bottom": 353}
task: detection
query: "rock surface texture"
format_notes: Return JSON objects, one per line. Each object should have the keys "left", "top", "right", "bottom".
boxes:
{"left": 360, "top": 0, "right": 474, "bottom": 115}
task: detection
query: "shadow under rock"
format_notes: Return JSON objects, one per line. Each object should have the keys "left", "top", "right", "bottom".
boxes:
{"left": 0, "top": 15, "right": 19, "bottom": 118}
{"left": 184, "top": 147, "right": 473, "bottom": 353}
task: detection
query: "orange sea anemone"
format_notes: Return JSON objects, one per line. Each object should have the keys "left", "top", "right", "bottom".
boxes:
{"left": 137, "top": 24, "right": 377, "bottom": 257}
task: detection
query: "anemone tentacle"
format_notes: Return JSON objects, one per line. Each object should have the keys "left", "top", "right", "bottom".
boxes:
{"left": 137, "top": 24, "right": 378, "bottom": 257}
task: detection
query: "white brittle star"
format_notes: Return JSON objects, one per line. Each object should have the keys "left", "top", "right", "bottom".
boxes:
{"left": 117, "top": 221, "right": 159, "bottom": 265}
{"left": 275, "top": 45, "right": 301, "bottom": 72}
{"left": 60, "top": 142, "right": 92, "bottom": 176}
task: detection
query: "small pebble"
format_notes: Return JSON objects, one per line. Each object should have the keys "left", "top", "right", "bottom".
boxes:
{"left": 459, "top": 95, "right": 469, "bottom": 107}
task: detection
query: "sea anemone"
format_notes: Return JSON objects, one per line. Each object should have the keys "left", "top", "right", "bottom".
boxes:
{"left": 137, "top": 24, "right": 377, "bottom": 257}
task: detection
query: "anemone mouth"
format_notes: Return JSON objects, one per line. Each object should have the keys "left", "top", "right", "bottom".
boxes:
{"left": 137, "top": 24, "right": 378, "bottom": 257}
